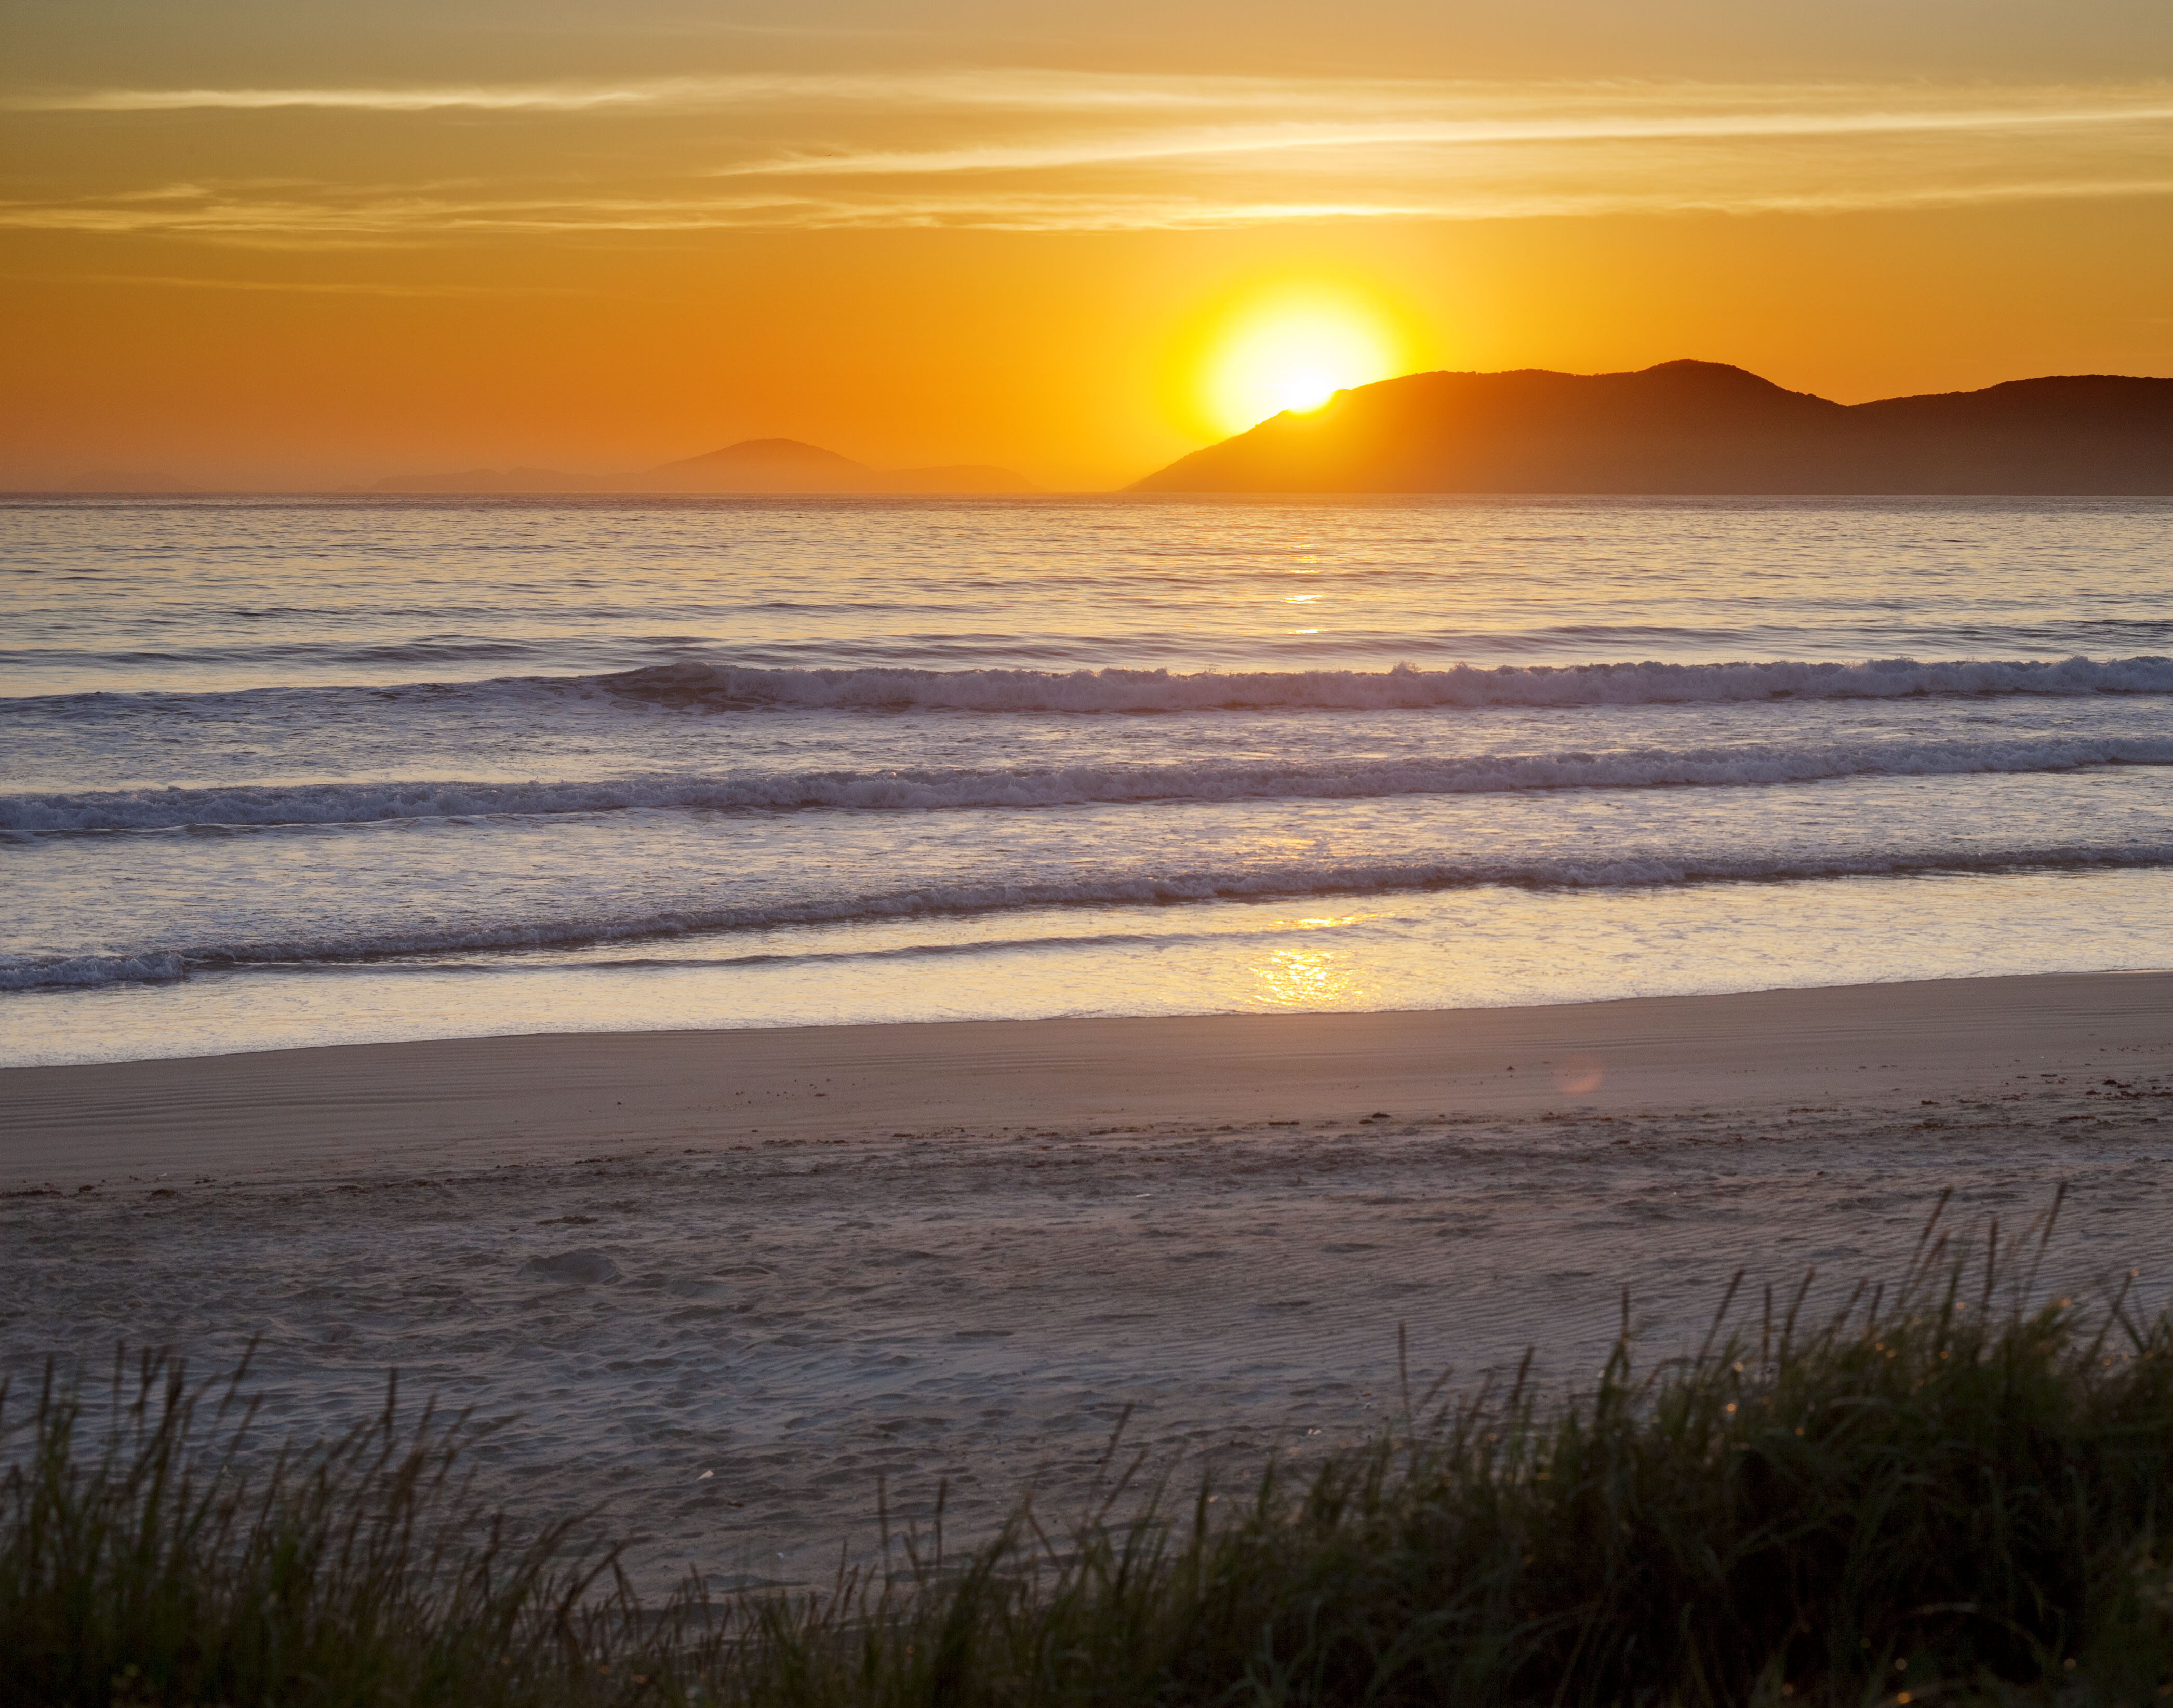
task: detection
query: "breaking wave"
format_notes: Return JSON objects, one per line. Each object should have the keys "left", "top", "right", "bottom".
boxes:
{"left": 586, "top": 655, "right": 2173, "bottom": 713}
{"left": 9, "top": 839, "right": 2172, "bottom": 989}
{"left": 10, "top": 733, "right": 2173, "bottom": 833}
{"left": 14, "top": 655, "right": 2173, "bottom": 727}
{"left": 0, "top": 952, "right": 190, "bottom": 991}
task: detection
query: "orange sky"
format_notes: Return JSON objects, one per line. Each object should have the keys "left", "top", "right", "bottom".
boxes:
{"left": 5, "top": 0, "right": 2170, "bottom": 490}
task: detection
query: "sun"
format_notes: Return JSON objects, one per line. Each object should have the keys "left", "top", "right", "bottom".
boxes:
{"left": 1200, "top": 293, "right": 1405, "bottom": 437}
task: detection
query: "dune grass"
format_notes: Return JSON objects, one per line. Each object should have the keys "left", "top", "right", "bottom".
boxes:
{"left": 7, "top": 1190, "right": 2173, "bottom": 1706}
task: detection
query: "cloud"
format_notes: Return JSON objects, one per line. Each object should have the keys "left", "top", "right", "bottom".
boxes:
{"left": 13, "top": 82, "right": 695, "bottom": 114}
{"left": 19, "top": 69, "right": 2171, "bottom": 125}
{"left": 6, "top": 72, "right": 2169, "bottom": 237}
{"left": 721, "top": 100, "right": 2173, "bottom": 178}
{"left": 5, "top": 69, "right": 1368, "bottom": 114}
{"left": 6, "top": 171, "right": 2171, "bottom": 242}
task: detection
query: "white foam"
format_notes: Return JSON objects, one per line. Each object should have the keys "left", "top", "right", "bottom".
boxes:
{"left": 10, "top": 732, "right": 2172, "bottom": 833}
{"left": 10, "top": 839, "right": 2173, "bottom": 988}
{"left": 0, "top": 952, "right": 189, "bottom": 991}
{"left": 591, "top": 654, "right": 2173, "bottom": 713}
{"left": 21, "top": 653, "right": 2172, "bottom": 723}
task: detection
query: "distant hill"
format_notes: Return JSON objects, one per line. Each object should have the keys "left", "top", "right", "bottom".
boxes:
{"left": 1130, "top": 361, "right": 2173, "bottom": 495}
{"left": 374, "top": 438, "right": 1036, "bottom": 495}
{"left": 372, "top": 466, "right": 601, "bottom": 494}
{"left": 634, "top": 438, "right": 874, "bottom": 492}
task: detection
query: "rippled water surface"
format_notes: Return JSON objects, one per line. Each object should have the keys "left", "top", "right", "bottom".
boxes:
{"left": 5, "top": 492, "right": 2170, "bottom": 1064}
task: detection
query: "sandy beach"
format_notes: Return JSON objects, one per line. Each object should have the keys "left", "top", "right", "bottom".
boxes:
{"left": 5, "top": 971, "right": 2170, "bottom": 1592}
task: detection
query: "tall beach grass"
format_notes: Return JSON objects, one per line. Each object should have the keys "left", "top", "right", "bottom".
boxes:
{"left": 7, "top": 1190, "right": 2173, "bottom": 1706}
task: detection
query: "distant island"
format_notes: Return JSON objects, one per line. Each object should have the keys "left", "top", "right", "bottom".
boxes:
{"left": 374, "top": 438, "right": 1036, "bottom": 495}
{"left": 1132, "top": 361, "right": 2173, "bottom": 494}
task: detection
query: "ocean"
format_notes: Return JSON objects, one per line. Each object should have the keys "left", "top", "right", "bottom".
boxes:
{"left": 5, "top": 491, "right": 2171, "bottom": 1068}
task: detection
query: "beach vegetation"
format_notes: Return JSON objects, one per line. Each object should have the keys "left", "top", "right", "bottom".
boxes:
{"left": 7, "top": 1192, "right": 2173, "bottom": 1706}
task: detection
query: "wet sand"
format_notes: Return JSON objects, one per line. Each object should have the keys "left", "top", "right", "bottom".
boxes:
{"left": 5, "top": 971, "right": 2169, "bottom": 1186}
{"left": 4, "top": 971, "right": 2170, "bottom": 1592}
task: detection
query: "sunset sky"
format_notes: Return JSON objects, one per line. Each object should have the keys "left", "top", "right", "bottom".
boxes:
{"left": 5, "top": 0, "right": 2170, "bottom": 490}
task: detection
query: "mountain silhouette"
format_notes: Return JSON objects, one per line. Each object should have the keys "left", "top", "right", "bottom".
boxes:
{"left": 369, "top": 466, "right": 589, "bottom": 494}
{"left": 635, "top": 438, "right": 874, "bottom": 492}
{"left": 1131, "top": 361, "right": 2173, "bottom": 494}
{"left": 375, "top": 438, "right": 1035, "bottom": 495}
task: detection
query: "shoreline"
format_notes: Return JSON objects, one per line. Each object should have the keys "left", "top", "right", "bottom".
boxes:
{"left": 6, "top": 966, "right": 2171, "bottom": 1589}
{"left": 4, "top": 968, "right": 2168, "bottom": 1189}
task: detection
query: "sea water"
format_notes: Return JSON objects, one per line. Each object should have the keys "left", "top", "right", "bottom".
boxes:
{"left": 4, "top": 492, "right": 2170, "bottom": 1067}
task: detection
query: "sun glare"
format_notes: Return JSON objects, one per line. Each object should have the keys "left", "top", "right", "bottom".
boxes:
{"left": 1202, "top": 295, "right": 1404, "bottom": 437}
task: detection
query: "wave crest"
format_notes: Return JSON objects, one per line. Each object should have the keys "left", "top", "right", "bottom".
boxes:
{"left": 10, "top": 733, "right": 2172, "bottom": 833}
{"left": 0, "top": 952, "right": 190, "bottom": 992}
{"left": 12, "top": 842, "right": 2173, "bottom": 988}
{"left": 592, "top": 654, "right": 2173, "bottom": 712}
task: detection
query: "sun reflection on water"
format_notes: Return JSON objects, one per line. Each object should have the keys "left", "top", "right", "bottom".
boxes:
{"left": 1247, "top": 912, "right": 1376, "bottom": 1008}
{"left": 1250, "top": 945, "right": 1363, "bottom": 1007}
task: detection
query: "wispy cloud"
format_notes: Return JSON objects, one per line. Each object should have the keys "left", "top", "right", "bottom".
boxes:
{"left": 6, "top": 69, "right": 1363, "bottom": 114}
{"left": 7, "top": 174, "right": 2170, "bottom": 242}
{"left": 723, "top": 100, "right": 2173, "bottom": 178}
{"left": 12, "top": 81, "right": 697, "bottom": 114}
{"left": 21, "top": 69, "right": 2170, "bottom": 123}
{"left": 7, "top": 72, "right": 2169, "bottom": 237}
